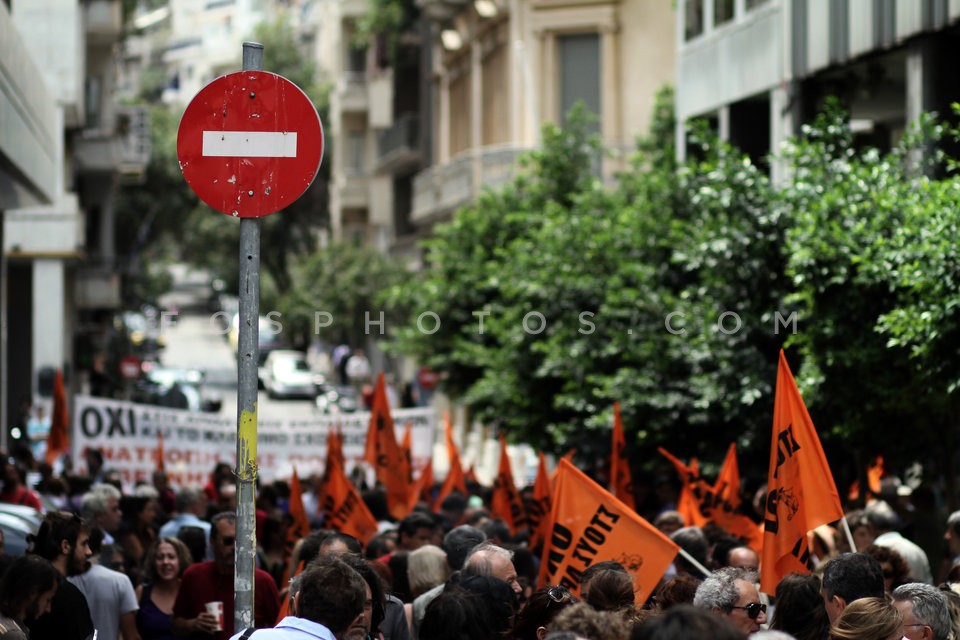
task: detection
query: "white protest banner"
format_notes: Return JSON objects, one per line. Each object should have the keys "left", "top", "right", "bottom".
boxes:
{"left": 72, "top": 396, "right": 436, "bottom": 489}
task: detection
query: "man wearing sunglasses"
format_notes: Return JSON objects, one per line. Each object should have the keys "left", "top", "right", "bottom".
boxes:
{"left": 173, "top": 512, "right": 280, "bottom": 640}
{"left": 693, "top": 567, "right": 768, "bottom": 637}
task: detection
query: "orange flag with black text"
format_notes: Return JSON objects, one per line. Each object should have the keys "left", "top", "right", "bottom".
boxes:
{"left": 538, "top": 459, "right": 679, "bottom": 604}
{"left": 760, "top": 350, "right": 844, "bottom": 595}
{"left": 490, "top": 434, "right": 529, "bottom": 534}
{"left": 319, "top": 456, "right": 379, "bottom": 545}
{"left": 45, "top": 369, "right": 69, "bottom": 465}
{"left": 610, "top": 402, "right": 635, "bottom": 509}
{"left": 363, "top": 372, "right": 411, "bottom": 520}
{"left": 527, "top": 452, "right": 553, "bottom": 551}
{"left": 327, "top": 424, "right": 344, "bottom": 470}
{"left": 434, "top": 414, "right": 468, "bottom": 508}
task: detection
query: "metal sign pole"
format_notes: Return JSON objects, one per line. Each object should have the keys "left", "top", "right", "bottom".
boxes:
{"left": 235, "top": 40, "right": 263, "bottom": 635}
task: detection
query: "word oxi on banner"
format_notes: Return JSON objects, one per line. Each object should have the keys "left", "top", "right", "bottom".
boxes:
{"left": 72, "top": 396, "right": 436, "bottom": 488}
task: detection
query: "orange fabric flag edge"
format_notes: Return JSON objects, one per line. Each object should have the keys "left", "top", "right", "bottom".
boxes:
{"left": 45, "top": 369, "right": 70, "bottom": 465}
{"left": 320, "top": 457, "right": 379, "bottom": 545}
{"left": 434, "top": 415, "right": 467, "bottom": 508}
{"left": 527, "top": 452, "right": 553, "bottom": 551}
{"left": 538, "top": 459, "right": 679, "bottom": 604}
{"left": 490, "top": 434, "right": 529, "bottom": 534}
{"left": 610, "top": 402, "right": 635, "bottom": 508}
{"left": 760, "top": 350, "right": 844, "bottom": 594}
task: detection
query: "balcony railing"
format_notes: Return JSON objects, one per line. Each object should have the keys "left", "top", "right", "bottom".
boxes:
{"left": 412, "top": 144, "right": 528, "bottom": 224}
{"left": 74, "top": 106, "right": 151, "bottom": 177}
{"left": 339, "top": 72, "right": 368, "bottom": 113}
{"left": 376, "top": 113, "right": 421, "bottom": 174}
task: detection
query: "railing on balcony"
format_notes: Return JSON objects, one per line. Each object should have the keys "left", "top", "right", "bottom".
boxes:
{"left": 376, "top": 113, "right": 420, "bottom": 174}
{"left": 339, "top": 71, "right": 368, "bottom": 112}
{"left": 75, "top": 107, "right": 151, "bottom": 177}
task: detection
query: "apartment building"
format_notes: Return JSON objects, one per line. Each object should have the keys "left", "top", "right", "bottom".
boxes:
{"left": 676, "top": 0, "right": 960, "bottom": 179}
{"left": 1, "top": 0, "right": 148, "bottom": 443}
{"left": 388, "top": 0, "right": 674, "bottom": 264}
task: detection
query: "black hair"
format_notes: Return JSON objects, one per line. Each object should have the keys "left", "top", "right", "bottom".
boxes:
{"left": 28, "top": 512, "right": 88, "bottom": 561}
{"left": 0, "top": 555, "right": 59, "bottom": 620}
{"left": 821, "top": 552, "right": 885, "bottom": 604}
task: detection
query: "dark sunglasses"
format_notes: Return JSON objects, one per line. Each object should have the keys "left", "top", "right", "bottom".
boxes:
{"left": 546, "top": 585, "right": 572, "bottom": 603}
{"left": 730, "top": 602, "right": 766, "bottom": 619}
{"left": 220, "top": 536, "right": 236, "bottom": 546}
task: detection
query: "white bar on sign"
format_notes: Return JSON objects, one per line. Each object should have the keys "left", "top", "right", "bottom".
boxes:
{"left": 202, "top": 131, "right": 298, "bottom": 157}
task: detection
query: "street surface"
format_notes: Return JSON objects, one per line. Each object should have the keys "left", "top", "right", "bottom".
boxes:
{"left": 157, "top": 265, "right": 316, "bottom": 420}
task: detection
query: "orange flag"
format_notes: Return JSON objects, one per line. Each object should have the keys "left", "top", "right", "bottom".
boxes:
{"left": 526, "top": 452, "right": 553, "bottom": 551}
{"left": 713, "top": 443, "right": 741, "bottom": 510}
{"left": 45, "top": 369, "right": 69, "bottom": 465}
{"left": 363, "top": 372, "right": 411, "bottom": 520}
{"left": 328, "top": 424, "right": 344, "bottom": 470}
{"left": 319, "top": 456, "right": 379, "bottom": 545}
{"left": 401, "top": 421, "right": 414, "bottom": 483}
{"left": 156, "top": 432, "right": 166, "bottom": 472}
{"left": 276, "top": 560, "right": 305, "bottom": 624}
{"left": 658, "top": 448, "right": 709, "bottom": 527}
{"left": 760, "top": 350, "right": 844, "bottom": 595}
{"left": 538, "top": 459, "right": 679, "bottom": 604}
{"left": 490, "top": 434, "right": 529, "bottom": 534}
{"left": 408, "top": 458, "right": 434, "bottom": 512}
{"left": 464, "top": 465, "right": 479, "bottom": 485}
{"left": 282, "top": 467, "right": 311, "bottom": 586}
{"left": 434, "top": 414, "right": 467, "bottom": 508}
{"left": 610, "top": 402, "right": 635, "bottom": 509}
{"left": 848, "top": 456, "right": 884, "bottom": 502}
{"left": 710, "top": 444, "right": 763, "bottom": 552}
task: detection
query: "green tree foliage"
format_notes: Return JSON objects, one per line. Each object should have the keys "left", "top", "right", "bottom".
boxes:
{"left": 384, "top": 89, "right": 960, "bottom": 493}
{"left": 275, "top": 242, "right": 412, "bottom": 349}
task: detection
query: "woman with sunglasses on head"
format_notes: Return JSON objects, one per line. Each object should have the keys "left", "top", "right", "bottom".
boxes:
{"left": 505, "top": 585, "right": 579, "bottom": 640}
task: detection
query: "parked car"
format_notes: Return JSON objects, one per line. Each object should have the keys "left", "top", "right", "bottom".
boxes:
{"left": 0, "top": 503, "right": 40, "bottom": 556}
{"left": 132, "top": 367, "right": 223, "bottom": 413}
{"left": 314, "top": 384, "right": 360, "bottom": 414}
{"left": 261, "top": 350, "right": 320, "bottom": 400}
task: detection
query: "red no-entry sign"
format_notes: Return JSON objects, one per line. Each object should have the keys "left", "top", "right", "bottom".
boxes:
{"left": 177, "top": 71, "right": 323, "bottom": 218}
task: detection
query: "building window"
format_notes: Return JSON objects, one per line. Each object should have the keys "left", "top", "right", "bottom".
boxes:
{"left": 685, "top": 0, "right": 704, "bottom": 40}
{"left": 347, "top": 131, "right": 365, "bottom": 175}
{"left": 558, "top": 33, "right": 600, "bottom": 128}
{"left": 714, "top": 0, "right": 735, "bottom": 25}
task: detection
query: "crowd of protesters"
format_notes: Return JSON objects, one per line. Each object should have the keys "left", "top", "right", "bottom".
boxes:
{"left": 0, "top": 446, "right": 960, "bottom": 640}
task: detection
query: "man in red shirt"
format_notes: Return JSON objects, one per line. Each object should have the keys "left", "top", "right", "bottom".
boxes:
{"left": 0, "top": 458, "right": 41, "bottom": 510}
{"left": 172, "top": 512, "right": 280, "bottom": 639}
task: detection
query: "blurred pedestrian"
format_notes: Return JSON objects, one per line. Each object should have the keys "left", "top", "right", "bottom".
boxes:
{"left": 0, "top": 555, "right": 59, "bottom": 639}
{"left": 136, "top": 538, "right": 192, "bottom": 640}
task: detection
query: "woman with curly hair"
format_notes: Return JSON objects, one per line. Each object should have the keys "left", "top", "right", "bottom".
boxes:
{"left": 863, "top": 544, "right": 912, "bottom": 594}
{"left": 828, "top": 597, "right": 903, "bottom": 640}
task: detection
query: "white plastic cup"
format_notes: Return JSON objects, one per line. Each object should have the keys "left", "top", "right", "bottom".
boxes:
{"left": 205, "top": 601, "right": 224, "bottom": 632}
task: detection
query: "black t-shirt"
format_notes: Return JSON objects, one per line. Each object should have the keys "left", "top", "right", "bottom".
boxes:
{"left": 27, "top": 580, "right": 94, "bottom": 640}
